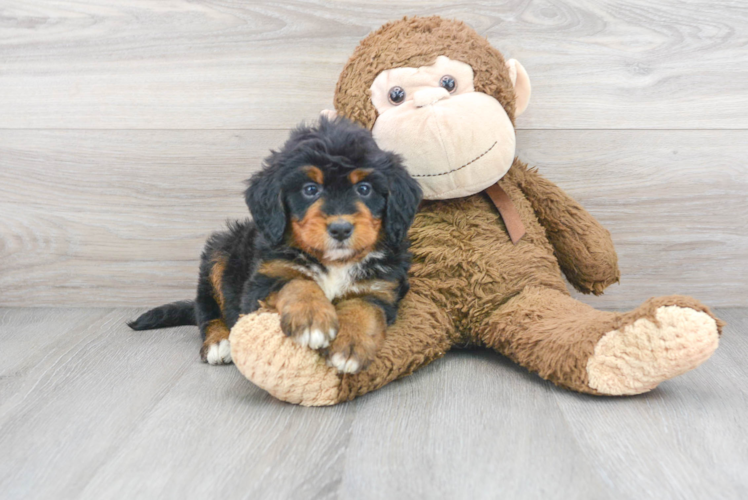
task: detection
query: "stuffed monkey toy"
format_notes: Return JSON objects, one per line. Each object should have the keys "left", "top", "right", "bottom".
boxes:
{"left": 229, "top": 16, "right": 723, "bottom": 406}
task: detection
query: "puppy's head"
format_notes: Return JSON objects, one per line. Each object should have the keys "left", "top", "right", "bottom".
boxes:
{"left": 245, "top": 117, "right": 422, "bottom": 262}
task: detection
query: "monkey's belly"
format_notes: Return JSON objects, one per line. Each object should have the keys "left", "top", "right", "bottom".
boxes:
{"left": 407, "top": 192, "right": 568, "bottom": 326}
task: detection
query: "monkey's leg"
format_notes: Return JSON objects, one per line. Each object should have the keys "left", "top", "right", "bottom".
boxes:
{"left": 475, "top": 287, "right": 722, "bottom": 395}
{"left": 230, "top": 291, "right": 455, "bottom": 406}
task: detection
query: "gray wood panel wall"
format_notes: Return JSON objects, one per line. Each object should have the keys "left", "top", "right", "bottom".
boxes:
{"left": 1, "top": 1, "right": 746, "bottom": 307}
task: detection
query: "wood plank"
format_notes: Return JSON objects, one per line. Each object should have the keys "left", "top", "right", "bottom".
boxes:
{"left": 339, "top": 349, "right": 611, "bottom": 499}
{"left": 521, "top": 130, "right": 748, "bottom": 308}
{"left": 0, "top": 307, "right": 112, "bottom": 416}
{"left": 0, "top": 308, "right": 609, "bottom": 500}
{"left": 553, "top": 309, "right": 748, "bottom": 499}
{"left": 77, "top": 354, "right": 353, "bottom": 500}
{"left": 0, "top": 308, "right": 107, "bottom": 368}
{"left": 0, "top": 307, "right": 745, "bottom": 499}
{"left": 0, "top": 129, "right": 283, "bottom": 307}
{"left": 1, "top": 1, "right": 746, "bottom": 129}
{"left": 0, "top": 309, "right": 200, "bottom": 499}
{"left": 714, "top": 309, "right": 748, "bottom": 376}
{"left": 0, "top": 307, "right": 354, "bottom": 500}
{"left": 1, "top": 129, "right": 745, "bottom": 307}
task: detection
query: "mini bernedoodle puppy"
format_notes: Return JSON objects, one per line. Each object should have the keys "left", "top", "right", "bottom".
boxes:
{"left": 129, "top": 117, "right": 422, "bottom": 374}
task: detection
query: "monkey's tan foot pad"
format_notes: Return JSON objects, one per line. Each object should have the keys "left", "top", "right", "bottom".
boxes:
{"left": 587, "top": 305, "right": 720, "bottom": 395}
{"left": 230, "top": 312, "right": 342, "bottom": 406}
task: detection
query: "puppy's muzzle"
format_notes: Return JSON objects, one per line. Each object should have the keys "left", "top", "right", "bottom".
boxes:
{"left": 327, "top": 220, "right": 353, "bottom": 242}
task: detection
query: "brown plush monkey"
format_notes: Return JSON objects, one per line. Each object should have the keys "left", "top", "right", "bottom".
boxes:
{"left": 229, "top": 16, "right": 723, "bottom": 406}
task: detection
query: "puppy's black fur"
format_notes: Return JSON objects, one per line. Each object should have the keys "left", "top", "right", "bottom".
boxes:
{"left": 129, "top": 117, "right": 422, "bottom": 368}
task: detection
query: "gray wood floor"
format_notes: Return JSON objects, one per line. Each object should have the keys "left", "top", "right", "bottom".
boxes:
{"left": 1, "top": 307, "right": 746, "bottom": 499}
{"left": 2, "top": 1, "right": 746, "bottom": 498}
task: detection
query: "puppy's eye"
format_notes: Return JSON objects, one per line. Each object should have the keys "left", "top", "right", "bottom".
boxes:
{"left": 388, "top": 86, "right": 406, "bottom": 105}
{"left": 302, "top": 183, "right": 321, "bottom": 198}
{"left": 355, "top": 182, "right": 372, "bottom": 197}
{"left": 439, "top": 75, "right": 456, "bottom": 93}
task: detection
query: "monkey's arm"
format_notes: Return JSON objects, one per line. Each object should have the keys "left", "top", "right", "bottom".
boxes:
{"left": 509, "top": 161, "right": 620, "bottom": 295}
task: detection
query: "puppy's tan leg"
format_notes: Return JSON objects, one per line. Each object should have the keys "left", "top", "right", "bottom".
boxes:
{"left": 326, "top": 298, "right": 386, "bottom": 374}
{"left": 275, "top": 279, "right": 338, "bottom": 349}
{"left": 200, "top": 319, "right": 232, "bottom": 365}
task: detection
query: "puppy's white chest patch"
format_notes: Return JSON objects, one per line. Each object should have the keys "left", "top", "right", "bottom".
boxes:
{"left": 314, "top": 263, "right": 359, "bottom": 301}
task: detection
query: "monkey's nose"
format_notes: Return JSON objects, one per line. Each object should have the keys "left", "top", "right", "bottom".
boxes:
{"left": 413, "top": 87, "right": 450, "bottom": 108}
{"left": 328, "top": 220, "right": 354, "bottom": 242}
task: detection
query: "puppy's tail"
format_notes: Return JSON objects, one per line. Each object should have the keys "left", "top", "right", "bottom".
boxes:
{"left": 127, "top": 300, "right": 196, "bottom": 331}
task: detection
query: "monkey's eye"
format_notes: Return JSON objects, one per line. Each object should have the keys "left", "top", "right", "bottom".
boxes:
{"left": 388, "top": 86, "right": 406, "bottom": 105}
{"left": 355, "top": 182, "right": 372, "bottom": 197}
{"left": 302, "top": 183, "right": 321, "bottom": 198}
{"left": 439, "top": 75, "right": 456, "bottom": 93}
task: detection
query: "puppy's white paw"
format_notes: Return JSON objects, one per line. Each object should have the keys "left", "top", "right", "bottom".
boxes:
{"left": 293, "top": 328, "right": 337, "bottom": 350}
{"left": 205, "top": 339, "right": 233, "bottom": 365}
{"left": 328, "top": 352, "right": 360, "bottom": 374}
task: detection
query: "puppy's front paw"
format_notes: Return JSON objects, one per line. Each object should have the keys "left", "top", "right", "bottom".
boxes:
{"left": 280, "top": 299, "right": 338, "bottom": 349}
{"left": 325, "top": 334, "right": 377, "bottom": 374}
{"left": 201, "top": 339, "right": 233, "bottom": 365}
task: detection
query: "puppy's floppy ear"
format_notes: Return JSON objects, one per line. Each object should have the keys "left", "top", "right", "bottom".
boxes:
{"left": 384, "top": 152, "right": 422, "bottom": 246}
{"left": 245, "top": 167, "right": 286, "bottom": 246}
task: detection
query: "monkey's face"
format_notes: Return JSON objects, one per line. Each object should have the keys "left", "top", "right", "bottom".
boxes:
{"left": 369, "top": 56, "right": 530, "bottom": 200}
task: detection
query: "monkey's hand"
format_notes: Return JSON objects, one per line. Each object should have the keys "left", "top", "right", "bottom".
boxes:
{"left": 509, "top": 160, "right": 620, "bottom": 295}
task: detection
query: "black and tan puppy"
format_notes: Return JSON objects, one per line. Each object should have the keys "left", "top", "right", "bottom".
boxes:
{"left": 128, "top": 117, "right": 422, "bottom": 374}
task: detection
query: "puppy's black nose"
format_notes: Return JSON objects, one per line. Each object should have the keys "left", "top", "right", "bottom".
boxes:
{"left": 328, "top": 220, "right": 354, "bottom": 241}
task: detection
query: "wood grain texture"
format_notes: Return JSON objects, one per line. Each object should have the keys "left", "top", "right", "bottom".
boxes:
{"left": 1, "top": 129, "right": 745, "bottom": 307}
{"left": 0, "top": 307, "right": 746, "bottom": 499}
{"left": 552, "top": 308, "right": 748, "bottom": 500}
{"left": 1, "top": 0, "right": 747, "bottom": 129}
{"left": 523, "top": 130, "right": 748, "bottom": 308}
{"left": 0, "top": 129, "right": 280, "bottom": 307}
{"left": 338, "top": 349, "right": 611, "bottom": 499}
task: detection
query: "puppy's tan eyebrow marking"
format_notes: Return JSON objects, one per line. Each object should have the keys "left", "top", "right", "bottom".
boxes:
{"left": 349, "top": 169, "right": 372, "bottom": 184}
{"left": 304, "top": 165, "right": 324, "bottom": 184}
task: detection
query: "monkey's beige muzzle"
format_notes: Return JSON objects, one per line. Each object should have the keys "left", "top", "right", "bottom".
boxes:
{"left": 372, "top": 92, "right": 516, "bottom": 200}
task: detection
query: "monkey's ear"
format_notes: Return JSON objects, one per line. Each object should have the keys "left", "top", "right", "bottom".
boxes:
{"left": 506, "top": 59, "right": 531, "bottom": 117}
{"left": 244, "top": 169, "right": 286, "bottom": 246}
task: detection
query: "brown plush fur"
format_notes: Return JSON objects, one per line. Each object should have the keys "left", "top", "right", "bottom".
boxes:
{"left": 335, "top": 163, "right": 628, "bottom": 400}
{"left": 331, "top": 171, "right": 723, "bottom": 401}
{"left": 328, "top": 17, "right": 723, "bottom": 400}
{"left": 230, "top": 16, "right": 723, "bottom": 404}
{"left": 476, "top": 289, "right": 724, "bottom": 394}
{"left": 511, "top": 165, "right": 621, "bottom": 294}
{"left": 334, "top": 16, "right": 518, "bottom": 129}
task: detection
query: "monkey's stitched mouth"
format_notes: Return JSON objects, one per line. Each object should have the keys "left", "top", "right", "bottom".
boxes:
{"left": 410, "top": 141, "right": 497, "bottom": 178}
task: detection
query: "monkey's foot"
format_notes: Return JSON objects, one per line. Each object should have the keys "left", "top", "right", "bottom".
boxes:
{"left": 586, "top": 304, "right": 721, "bottom": 395}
